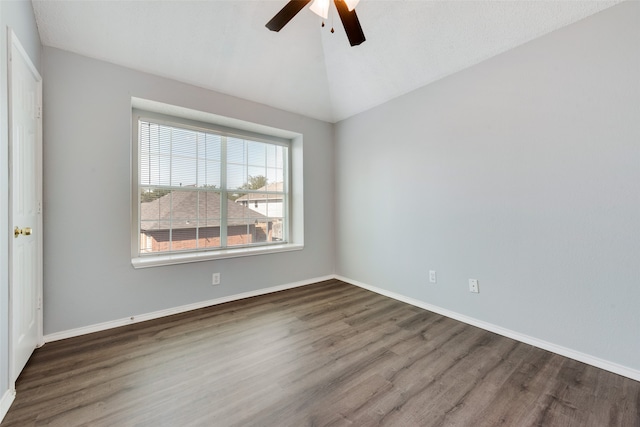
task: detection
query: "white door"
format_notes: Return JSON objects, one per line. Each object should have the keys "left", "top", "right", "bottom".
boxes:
{"left": 8, "top": 29, "right": 43, "bottom": 384}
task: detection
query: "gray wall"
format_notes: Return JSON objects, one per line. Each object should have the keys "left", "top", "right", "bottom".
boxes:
{"left": 335, "top": 1, "right": 640, "bottom": 371}
{"left": 0, "top": 0, "right": 41, "bottom": 403}
{"left": 42, "top": 47, "right": 335, "bottom": 334}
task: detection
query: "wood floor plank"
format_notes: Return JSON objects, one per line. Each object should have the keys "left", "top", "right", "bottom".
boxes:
{"left": 2, "top": 280, "right": 638, "bottom": 426}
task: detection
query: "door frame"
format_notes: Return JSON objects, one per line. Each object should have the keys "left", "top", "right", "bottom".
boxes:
{"left": 7, "top": 27, "right": 43, "bottom": 387}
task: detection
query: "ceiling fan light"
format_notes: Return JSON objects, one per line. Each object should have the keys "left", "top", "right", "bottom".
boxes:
{"left": 344, "top": 0, "right": 360, "bottom": 12}
{"left": 309, "top": 0, "right": 330, "bottom": 19}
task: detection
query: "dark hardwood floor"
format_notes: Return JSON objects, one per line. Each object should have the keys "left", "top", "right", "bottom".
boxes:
{"left": 3, "top": 279, "right": 639, "bottom": 426}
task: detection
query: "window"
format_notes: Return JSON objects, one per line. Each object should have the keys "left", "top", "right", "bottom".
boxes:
{"left": 131, "top": 101, "right": 303, "bottom": 268}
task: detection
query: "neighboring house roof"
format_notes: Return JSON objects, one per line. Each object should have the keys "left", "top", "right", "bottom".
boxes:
{"left": 235, "top": 182, "right": 284, "bottom": 203}
{"left": 141, "top": 190, "right": 265, "bottom": 231}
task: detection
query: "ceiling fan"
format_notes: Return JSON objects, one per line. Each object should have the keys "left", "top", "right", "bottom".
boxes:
{"left": 266, "top": 0, "right": 366, "bottom": 47}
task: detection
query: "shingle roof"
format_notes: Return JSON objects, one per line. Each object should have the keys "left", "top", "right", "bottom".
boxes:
{"left": 141, "top": 190, "right": 265, "bottom": 230}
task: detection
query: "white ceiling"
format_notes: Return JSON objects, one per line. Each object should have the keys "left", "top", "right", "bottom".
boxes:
{"left": 32, "top": 0, "right": 622, "bottom": 123}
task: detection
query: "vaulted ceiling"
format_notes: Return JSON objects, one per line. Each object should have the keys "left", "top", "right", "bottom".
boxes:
{"left": 32, "top": 0, "right": 621, "bottom": 123}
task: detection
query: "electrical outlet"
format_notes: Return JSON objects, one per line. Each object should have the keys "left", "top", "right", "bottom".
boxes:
{"left": 469, "top": 279, "right": 479, "bottom": 293}
{"left": 429, "top": 270, "right": 437, "bottom": 283}
{"left": 212, "top": 273, "right": 221, "bottom": 286}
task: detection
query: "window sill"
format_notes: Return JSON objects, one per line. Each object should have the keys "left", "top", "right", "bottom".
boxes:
{"left": 131, "top": 243, "right": 304, "bottom": 269}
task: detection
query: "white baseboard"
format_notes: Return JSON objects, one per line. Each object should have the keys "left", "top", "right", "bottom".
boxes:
{"left": 335, "top": 275, "right": 640, "bottom": 382}
{"left": 43, "top": 273, "right": 639, "bottom": 382}
{"left": 44, "top": 275, "right": 335, "bottom": 343}
{"left": 0, "top": 388, "right": 16, "bottom": 424}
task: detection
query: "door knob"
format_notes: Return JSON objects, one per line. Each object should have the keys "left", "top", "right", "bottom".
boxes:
{"left": 14, "top": 227, "right": 32, "bottom": 238}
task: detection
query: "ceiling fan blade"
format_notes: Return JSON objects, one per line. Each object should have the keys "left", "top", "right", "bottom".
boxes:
{"left": 266, "top": 0, "right": 312, "bottom": 32}
{"left": 334, "top": 0, "right": 366, "bottom": 46}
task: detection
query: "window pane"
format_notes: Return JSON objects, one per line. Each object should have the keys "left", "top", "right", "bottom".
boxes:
{"left": 170, "top": 128, "right": 196, "bottom": 187}
{"left": 140, "top": 122, "right": 170, "bottom": 156}
{"left": 227, "top": 137, "right": 246, "bottom": 164}
{"left": 248, "top": 167, "right": 266, "bottom": 186}
{"left": 137, "top": 117, "right": 290, "bottom": 256}
{"left": 227, "top": 164, "right": 247, "bottom": 190}
{"left": 228, "top": 192, "right": 258, "bottom": 217}
{"left": 199, "top": 191, "right": 221, "bottom": 221}
{"left": 227, "top": 191, "right": 268, "bottom": 247}
{"left": 227, "top": 223, "right": 251, "bottom": 247}
{"left": 198, "top": 160, "right": 221, "bottom": 188}
{"left": 141, "top": 190, "right": 222, "bottom": 253}
{"left": 168, "top": 190, "right": 197, "bottom": 220}
{"left": 198, "top": 219, "right": 221, "bottom": 248}
{"left": 253, "top": 220, "right": 269, "bottom": 243}
{"left": 140, "top": 122, "right": 170, "bottom": 186}
{"left": 198, "top": 133, "right": 221, "bottom": 161}
{"left": 139, "top": 220, "right": 171, "bottom": 253}
{"left": 266, "top": 144, "right": 277, "bottom": 168}
{"left": 265, "top": 167, "right": 278, "bottom": 185}
{"left": 140, "top": 220, "right": 159, "bottom": 253}
{"left": 171, "top": 127, "right": 196, "bottom": 157}
{"left": 276, "top": 145, "right": 285, "bottom": 168}
{"left": 140, "top": 188, "right": 171, "bottom": 221}
{"left": 140, "top": 153, "right": 171, "bottom": 186}
{"left": 171, "top": 224, "right": 197, "bottom": 251}
{"left": 171, "top": 155, "right": 197, "bottom": 187}
{"left": 266, "top": 194, "right": 284, "bottom": 217}
{"left": 247, "top": 141, "right": 266, "bottom": 167}
{"left": 271, "top": 219, "right": 284, "bottom": 241}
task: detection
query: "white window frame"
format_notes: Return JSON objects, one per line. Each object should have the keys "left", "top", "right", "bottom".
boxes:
{"left": 131, "top": 98, "right": 304, "bottom": 268}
